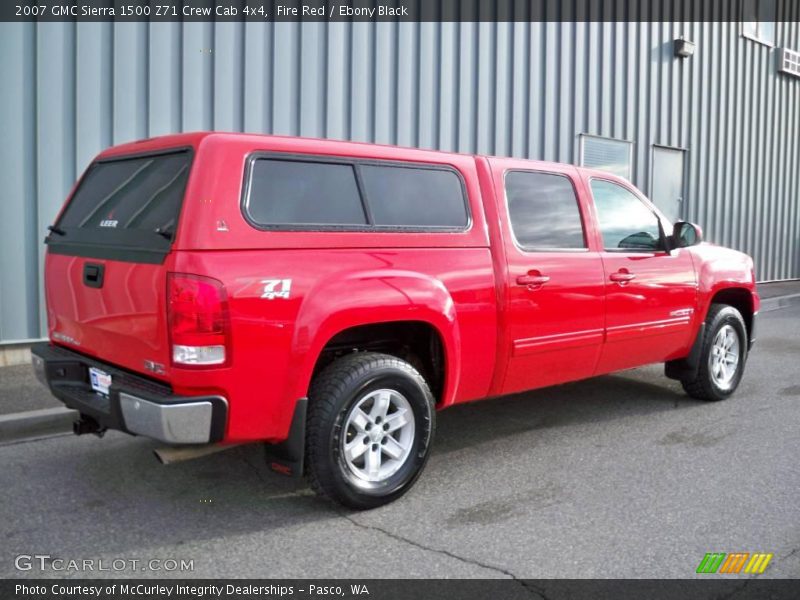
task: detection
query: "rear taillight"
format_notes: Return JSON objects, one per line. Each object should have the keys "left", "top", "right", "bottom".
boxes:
{"left": 167, "top": 273, "right": 231, "bottom": 367}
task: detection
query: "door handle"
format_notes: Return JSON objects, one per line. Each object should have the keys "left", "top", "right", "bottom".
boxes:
{"left": 609, "top": 270, "right": 636, "bottom": 284}
{"left": 516, "top": 271, "right": 550, "bottom": 287}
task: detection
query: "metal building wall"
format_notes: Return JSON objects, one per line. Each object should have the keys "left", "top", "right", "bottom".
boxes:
{"left": 1, "top": 14, "right": 799, "bottom": 342}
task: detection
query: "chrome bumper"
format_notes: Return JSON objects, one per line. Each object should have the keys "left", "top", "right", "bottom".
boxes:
{"left": 30, "top": 342, "right": 228, "bottom": 445}
{"left": 119, "top": 393, "right": 219, "bottom": 444}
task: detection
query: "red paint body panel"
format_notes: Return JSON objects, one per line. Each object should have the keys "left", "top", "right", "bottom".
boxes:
{"left": 43, "top": 133, "right": 759, "bottom": 444}
{"left": 487, "top": 158, "right": 606, "bottom": 394}
{"left": 45, "top": 254, "right": 172, "bottom": 375}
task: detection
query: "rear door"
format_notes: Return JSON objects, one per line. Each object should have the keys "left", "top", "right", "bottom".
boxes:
{"left": 44, "top": 149, "right": 192, "bottom": 377}
{"left": 585, "top": 177, "right": 698, "bottom": 374}
{"left": 492, "top": 161, "right": 606, "bottom": 394}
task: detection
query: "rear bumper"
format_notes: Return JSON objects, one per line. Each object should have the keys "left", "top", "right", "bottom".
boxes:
{"left": 30, "top": 342, "right": 227, "bottom": 444}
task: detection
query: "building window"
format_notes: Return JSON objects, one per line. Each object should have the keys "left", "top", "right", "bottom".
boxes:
{"left": 579, "top": 135, "right": 633, "bottom": 180}
{"left": 779, "top": 48, "right": 800, "bottom": 78}
{"left": 743, "top": 0, "right": 776, "bottom": 47}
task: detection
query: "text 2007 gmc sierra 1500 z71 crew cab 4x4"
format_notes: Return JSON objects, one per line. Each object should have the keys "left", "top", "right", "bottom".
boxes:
{"left": 32, "top": 133, "right": 758, "bottom": 508}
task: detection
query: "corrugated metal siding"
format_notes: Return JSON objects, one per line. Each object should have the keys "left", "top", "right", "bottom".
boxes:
{"left": 1, "top": 14, "right": 799, "bottom": 342}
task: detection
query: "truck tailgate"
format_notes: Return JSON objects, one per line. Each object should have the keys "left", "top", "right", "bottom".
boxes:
{"left": 45, "top": 254, "right": 170, "bottom": 377}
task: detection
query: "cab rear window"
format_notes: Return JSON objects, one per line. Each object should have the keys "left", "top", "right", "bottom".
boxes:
{"left": 57, "top": 150, "right": 191, "bottom": 238}
{"left": 243, "top": 156, "right": 469, "bottom": 231}
{"left": 47, "top": 149, "right": 192, "bottom": 263}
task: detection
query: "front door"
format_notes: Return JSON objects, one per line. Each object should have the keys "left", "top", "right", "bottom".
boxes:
{"left": 494, "top": 162, "right": 606, "bottom": 395}
{"left": 586, "top": 177, "right": 698, "bottom": 374}
{"left": 651, "top": 146, "right": 686, "bottom": 222}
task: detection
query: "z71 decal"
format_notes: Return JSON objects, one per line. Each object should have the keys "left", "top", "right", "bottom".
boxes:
{"left": 261, "top": 279, "right": 292, "bottom": 300}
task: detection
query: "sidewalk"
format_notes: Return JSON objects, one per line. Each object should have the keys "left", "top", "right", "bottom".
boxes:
{"left": 757, "top": 280, "right": 800, "bottom": 299}
{"left": 758, "top": 280, "right": 800, "bottom": 311}
{"left": 0, "top": 364, "right": 61, "bottom": 414}
{"left": 0, "top": 364, "right": 73, "bottom": 443}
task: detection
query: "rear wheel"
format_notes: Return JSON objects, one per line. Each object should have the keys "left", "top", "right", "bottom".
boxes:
{"left": 306, "top": 352, "right": 435, "bottom": 509}
{"left": 681, "top": 304, "right": 748, "bottom": 401}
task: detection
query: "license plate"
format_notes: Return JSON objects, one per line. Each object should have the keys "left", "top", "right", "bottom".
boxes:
{"left": 89, "top": 367, "right": 112, "bottom": 396}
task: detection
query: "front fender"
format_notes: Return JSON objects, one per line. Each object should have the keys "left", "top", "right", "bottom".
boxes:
{"left": 284, "top": 269, "right": 462, "bottom": 407}
{"left": 691, "top": 244, "right": 758, "bottom": 319}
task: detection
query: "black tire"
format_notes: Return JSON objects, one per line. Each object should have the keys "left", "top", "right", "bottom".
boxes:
{"left": 681, "top": 304, "right": 748, "bottom": 401}
{"left": 306, "top": 352, "right": 436, "bottom": 509}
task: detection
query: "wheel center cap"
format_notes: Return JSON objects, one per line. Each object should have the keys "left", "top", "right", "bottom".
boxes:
{"left": 369, "top": 428, "right": 382, "bottom": 443}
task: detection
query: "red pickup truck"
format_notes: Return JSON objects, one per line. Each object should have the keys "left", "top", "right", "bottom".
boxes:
{"left": 32, "top": 133, "right": 758, "bottom": 508}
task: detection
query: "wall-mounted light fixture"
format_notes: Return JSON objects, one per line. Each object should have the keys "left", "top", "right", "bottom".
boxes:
{"left": 674, "top": 37, "right": 696, "bottom": 58}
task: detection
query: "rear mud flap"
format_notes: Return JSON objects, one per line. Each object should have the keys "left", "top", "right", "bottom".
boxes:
{"left": 264, "top": 398, "right": 307, "bottom": 478}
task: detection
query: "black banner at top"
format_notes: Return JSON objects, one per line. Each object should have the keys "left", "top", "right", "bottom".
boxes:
{"left": 2, "top": 0, "right": 799, "bottom": 23}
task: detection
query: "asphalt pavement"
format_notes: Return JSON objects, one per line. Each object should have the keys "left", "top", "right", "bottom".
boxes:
{"left": 1, "top": 306, "right": 799, "bottom": 579}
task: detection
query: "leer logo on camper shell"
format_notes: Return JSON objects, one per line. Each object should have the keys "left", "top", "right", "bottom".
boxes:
{"left": 696, "top": 552, "right": 773, "bottom": 574}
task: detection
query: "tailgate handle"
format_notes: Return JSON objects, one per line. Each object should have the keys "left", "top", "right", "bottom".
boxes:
{"left": 83, "top": 263, "right": 105, "bottom": 288}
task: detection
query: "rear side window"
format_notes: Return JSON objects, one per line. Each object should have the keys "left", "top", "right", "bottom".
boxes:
{"left": 245, "top": 159, "right": 367, "bottom": 226}
{"left": 505, "top": 171, "right": 586, "bottom": 249}
{"left": 359, "top": 165, "right": 468, "bottom": 227}
{"left": 244, "top": 157, "right": 469, "bottom": 230}
{"left": 58, "top": 151, "right": 191, "bottom": 236}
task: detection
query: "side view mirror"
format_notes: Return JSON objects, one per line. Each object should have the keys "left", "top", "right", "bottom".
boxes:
{"left": 671, "top": 221, "right": 703, "bottom": 249}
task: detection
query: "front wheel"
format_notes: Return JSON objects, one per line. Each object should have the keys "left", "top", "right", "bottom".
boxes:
{"left": 681, "top": 304, "right": 748, "bottom": 401}
{"left": 306, "top": 352, "right": 435, "bottom": 509}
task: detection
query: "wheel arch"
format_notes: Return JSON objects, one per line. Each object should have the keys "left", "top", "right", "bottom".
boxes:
{"left": 708, "top": 286, "right": 754, "bottom": 341}
{"left": 284, "top": 270, "right": 462, "bottom": 409}
{"left": 667, "top": 285, "right": 754, "bottom": 382}
{"left": 308, "top": 321, "right": 450, "bottom": 404}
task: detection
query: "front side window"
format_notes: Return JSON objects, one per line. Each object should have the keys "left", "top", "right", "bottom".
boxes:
{"left": 743, "top": 0, "right": 776, "bottom": 46}
{"left": 590, "top": 179, "right": 664, "bottom": 251}
{"left": 505, "top": 171, "right": 586, "bottom": 250}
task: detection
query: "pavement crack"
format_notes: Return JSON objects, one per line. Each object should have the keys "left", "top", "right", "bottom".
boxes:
{"left": 781, "top": 546, "right": 799, "bottom": 562}
{"left": 340, "top": 513, "right": 545, "bottom": 597}
{"left": 240, "top": 451, "right": 272, "bottom": 485}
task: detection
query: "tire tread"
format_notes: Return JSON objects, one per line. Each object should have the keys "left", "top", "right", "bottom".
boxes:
{"left": 680, "top": 303, "right": 747, "bottom": 401}
{"left": 306, "top": 352, "right": 433, "bottom": 508}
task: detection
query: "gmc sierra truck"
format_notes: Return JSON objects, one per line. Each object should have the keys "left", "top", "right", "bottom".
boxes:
{"left": 32, "top": 132, "right": 758, "bottom": 508}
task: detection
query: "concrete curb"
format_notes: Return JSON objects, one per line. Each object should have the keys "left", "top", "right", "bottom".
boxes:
{"left": 0, "top": 407, "right": 77, "bottom": 444}
{"left": 760, "top": 293, "right": 800, "bottom": 313}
